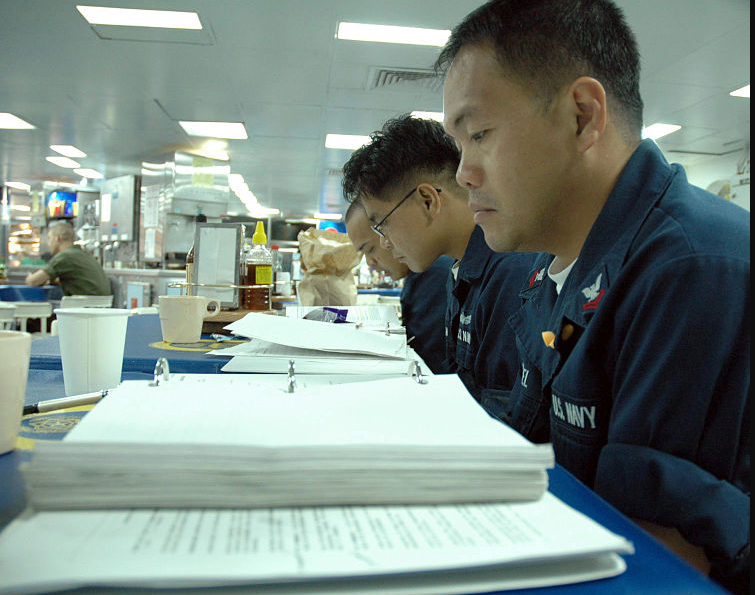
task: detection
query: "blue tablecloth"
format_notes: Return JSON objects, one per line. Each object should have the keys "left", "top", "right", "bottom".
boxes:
{"left": 0, "top": 284, "right": 63, "bottom": 302}
{"left": 30, "top": 313, "right": 240, "bottom": 374}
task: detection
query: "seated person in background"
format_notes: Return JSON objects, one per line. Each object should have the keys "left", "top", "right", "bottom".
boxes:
{"left": 345, "top": 202, "right": 452, "bottom": 374}
{"left": 342, "top": 114, "right": 536, "bottom": 419}
{"left": 25, "top": 221, "right": 112, "bottom": 296}
{"left": 437, "top": 0, "right": 749, "bottom": 592}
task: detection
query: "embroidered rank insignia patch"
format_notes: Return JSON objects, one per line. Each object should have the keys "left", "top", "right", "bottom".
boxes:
{"left": 581, "top": 273, "right": 605, "bottom": 311}
{"left": 529, "top": 267, "right": 545, "bottom": 287}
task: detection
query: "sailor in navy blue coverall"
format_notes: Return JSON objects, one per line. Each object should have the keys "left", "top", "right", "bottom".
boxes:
{"left": 345, "top": 202, "right": 451, "bottom": 374}
{"left": 505, "top": 140, "right": 750, "bottom": 590}
{"left": 439, "top": 2, "right": 749, "bottom": 590}
{"left": 341, "top": 114, "right": 534, "bottom": 418}
{"left": 445, "top": 226, "right": 536, "bottom": 419}
{"left": 402, "top": 255, "right": 454, "bottom": 374}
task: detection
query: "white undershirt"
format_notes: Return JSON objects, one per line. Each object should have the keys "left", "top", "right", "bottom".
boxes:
{"left": 547, "top": 259, "right": 577, "bottom": 295}
{"left": 451, "top": 260, "right": 461, "bottom": 281}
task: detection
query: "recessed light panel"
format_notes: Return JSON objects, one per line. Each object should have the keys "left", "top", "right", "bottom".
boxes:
{"left": 730, "top": 84, "right": 750, "bottom": 98}
{"left": 0, "top": 113, "right": 35, "bottom": 129}
{"left": 337, "top": 22, "right": 450, "bottom": 46}
{"left": 50, "top": 145, "right": 87, "bottom": 158}
{"left": 325, "top": 134, "right": 371, "bottom": 150}
{"left": 46, "top": 156, "right": 81, "bottom": 168}
{"left": 641, "top": 123, "right": 682, "bottom": 140}
{"left": 76, "top": 5, "right": 202, "bottom": 29}
{"left": 411, "top": 111, "right": 444, "bottom": 122}
{"left": 179, "top": 121, "right": 248, "bottom": 139}
{"left": 74, "top": 168, "right": 104, "bottom": 179}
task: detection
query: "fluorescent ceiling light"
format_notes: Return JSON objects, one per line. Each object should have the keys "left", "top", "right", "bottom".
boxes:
{"left": 46, "top": 156, "right": 81, "bottom": 168}
{"left": 730, "top": 84, "right": 750, "bottom": 98}
{"left": 50, "top": 145, "right": 87, "bottom": 158}
{"left": 74, "top": 168, "right": 104, "bottom": 179}
{"left": 337, "top": 22, "right": 450, "bottom": 46}
{"left": 325, "top": 134, "right": 371, "bottom": 150}
{"left": 411, "top": 111, "right": 444, "bottom": 122}
{"left": 5, "top": 181, "right": 31, "bottom": 192}
{"left": 178, "top": 121, "right": 248, "bottom": 139}
{"left": 76, "top": 5, "right": 202, "bottom": 29}
{"left": 314, "top": 212, "right": 343, "bottom": 221}
{"left": 11, "top": 204, "right": 31, "bottom": 211}
{"left": 189, "top": 148, "right": 230, "bottom": 161}
{"left": 641, "top": 123, "right": 681, "bottom": 140}
{"left": 0, "top": 113, "right": 35, "bottom": 129}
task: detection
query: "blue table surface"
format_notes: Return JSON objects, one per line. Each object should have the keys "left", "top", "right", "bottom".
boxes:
{"left": 30, "top": 313, "right": 237, "bottom": 374}
{"left": 4, "top": 355, "right": 730, "bottom": 594}
{"left": 358, "top": 287, "right": 402, "bottom": 296}
{"left": 0, "top": 284, "right": 63, "bottom": 302}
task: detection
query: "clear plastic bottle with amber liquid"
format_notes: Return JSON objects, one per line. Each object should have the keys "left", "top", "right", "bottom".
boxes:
{"left": 243, "top": 221, "right": 273, "bottom": 311}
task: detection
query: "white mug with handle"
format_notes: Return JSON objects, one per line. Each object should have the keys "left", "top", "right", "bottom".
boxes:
{"left": 158, "top": 295, "right": 221, "bottom": 343}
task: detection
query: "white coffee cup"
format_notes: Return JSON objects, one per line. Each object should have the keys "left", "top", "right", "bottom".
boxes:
{"left": 158, "top": 295, "right": 221, "bottom": 343}
{"left": 54, "top": 308, "right": 131, "bottom": 397}
{"left": 0, "top": 330, "right": 31, "bottom": 454}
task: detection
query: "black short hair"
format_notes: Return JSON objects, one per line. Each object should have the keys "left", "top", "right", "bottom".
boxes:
{"left": 435, "top": 0, "right": 643, "bottom": 139}
{"left": 343, "top": 200, "right": 365, "bottom": 225}
{"left": 341, "top": 114, "right": 461, "bottom": 204}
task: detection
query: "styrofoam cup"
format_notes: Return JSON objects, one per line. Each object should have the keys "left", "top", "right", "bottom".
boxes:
{"left": 0, "top": 330, "right": 31, "bottom": 454}
{"left": 54, "top": 308, "right": 131, "bottom": 396}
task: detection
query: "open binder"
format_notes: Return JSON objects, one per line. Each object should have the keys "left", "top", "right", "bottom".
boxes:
{"left": 23, "top": 374, "right": 553, "bottom": 511}
{"left": 7, "top": 370, "right": 635, "bottom": 594}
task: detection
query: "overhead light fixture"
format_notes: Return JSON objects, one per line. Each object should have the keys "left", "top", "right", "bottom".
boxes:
{"left": 5, "top": 181, "right": 31, "bottom": 192}
{"left": 50, "top": 145, "right": 87, "bottom": 158}
{"left": 11, "top": 204, "right": 31, "bottom": 211}
{"left": 46, "top": 156, "right": 81, "bottom": 168}
{"left": 730, "top": 84, "right": 750, "bottom": 98}
{"left": 76, "top": 5, "right": 202, "bottom": 29}
{"left": 314, "top": 212, "right": 343, "bottom": 221}
{"left": 189, "top": 148, "right": 230, "bottom": 161}
{"left": 178, "top": 121, "right": 248, "bottom": 139}
{"left": 641, "top": 123, "right": 682, "bottom": 140}
{"left": 74, "top": 168, "right": 104, "bottom": 179}
{"left": 0, "top": 113, "right": 35, "bottom": 129}
{"left": 325, "top": 134, "right": 371, "bottom": 150}
{"left": 411, "top": 111, "right": 444, "bottom": 122}
{"left": 337, "top": 22, "right": 450, "bottom": 46}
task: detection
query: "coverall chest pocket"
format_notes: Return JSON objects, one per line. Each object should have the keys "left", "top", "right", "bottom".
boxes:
{"left": 549, "top": 380, "right": 606, "bottom": 487}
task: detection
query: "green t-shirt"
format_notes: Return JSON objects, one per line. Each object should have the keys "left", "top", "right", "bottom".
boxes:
{"left": 42, "top": 246, "right": 112, "bottom": 296}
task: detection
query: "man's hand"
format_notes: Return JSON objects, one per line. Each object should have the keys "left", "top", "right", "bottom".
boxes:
{"left": 25, "top": 269, "right": 51, "bottom": 287}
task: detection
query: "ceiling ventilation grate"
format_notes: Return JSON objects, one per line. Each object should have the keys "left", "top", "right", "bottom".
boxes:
{"left": 367, "top": 67, "right": 443, "bottom": 93}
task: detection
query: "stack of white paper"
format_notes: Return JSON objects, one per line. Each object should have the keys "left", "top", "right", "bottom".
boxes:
{"left": 23, "top": 374, "right": 554, "bottom": 511}
{"left": 0, "top": 494, "right": 633, "bottom": 594}
{"left": 213, "top": 312, "right": 430, "bottom": 375}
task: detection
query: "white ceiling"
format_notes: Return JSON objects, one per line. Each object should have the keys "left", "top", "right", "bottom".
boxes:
{"left": 0, "top": 0, "right": 750, "bottom": 218}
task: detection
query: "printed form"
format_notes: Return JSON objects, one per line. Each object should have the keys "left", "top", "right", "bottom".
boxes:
{"left": 0, "top": 494, "right": 632, "bottom": 594}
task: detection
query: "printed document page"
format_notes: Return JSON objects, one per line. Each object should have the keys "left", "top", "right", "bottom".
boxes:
{"left": 225, "top": 312, "right": 407, "bottom": 358}
{"left": 62, "top": 374, "right": 549, "bottom": 452}
{"left": 0, "top": 493, "right": 633, "bottom": 594}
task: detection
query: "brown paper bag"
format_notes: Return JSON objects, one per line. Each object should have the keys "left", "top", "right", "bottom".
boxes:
{"left": 296, "top": 227, "right": 361, "bottom": 306}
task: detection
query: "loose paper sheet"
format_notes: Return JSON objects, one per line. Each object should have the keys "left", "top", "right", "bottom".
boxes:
{"left": 225, "top": 313, "right": 407, "bottom": 358}
{"left": 0, "top": 494, "right": 632, "bottom": 594}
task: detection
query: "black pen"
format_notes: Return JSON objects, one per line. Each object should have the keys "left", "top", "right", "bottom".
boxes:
{"left": 23, "top": 390, "right": 109, "bottom": 415}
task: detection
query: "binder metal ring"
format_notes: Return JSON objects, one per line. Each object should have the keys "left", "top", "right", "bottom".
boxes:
{"left": 149, "top": 357, "right": 171, "bottom": 387}
{"left": 410, "top": 360, "right": 428, "bottom": 384}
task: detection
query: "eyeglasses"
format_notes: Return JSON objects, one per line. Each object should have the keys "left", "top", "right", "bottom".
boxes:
{"left": 370, "top": 186, "right": 441, "bottom": 238}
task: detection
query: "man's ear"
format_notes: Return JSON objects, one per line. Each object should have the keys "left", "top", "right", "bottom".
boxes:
{"left": 569, "top": 77, "right": 607, "bottom": 152}
{"left": 416, "top": 183, "right": 442, "bottom": 219}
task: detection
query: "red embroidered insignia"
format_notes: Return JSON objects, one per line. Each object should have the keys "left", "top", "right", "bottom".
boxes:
{"left": 583, "top": 287, "right": 605, "bottom": 310}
